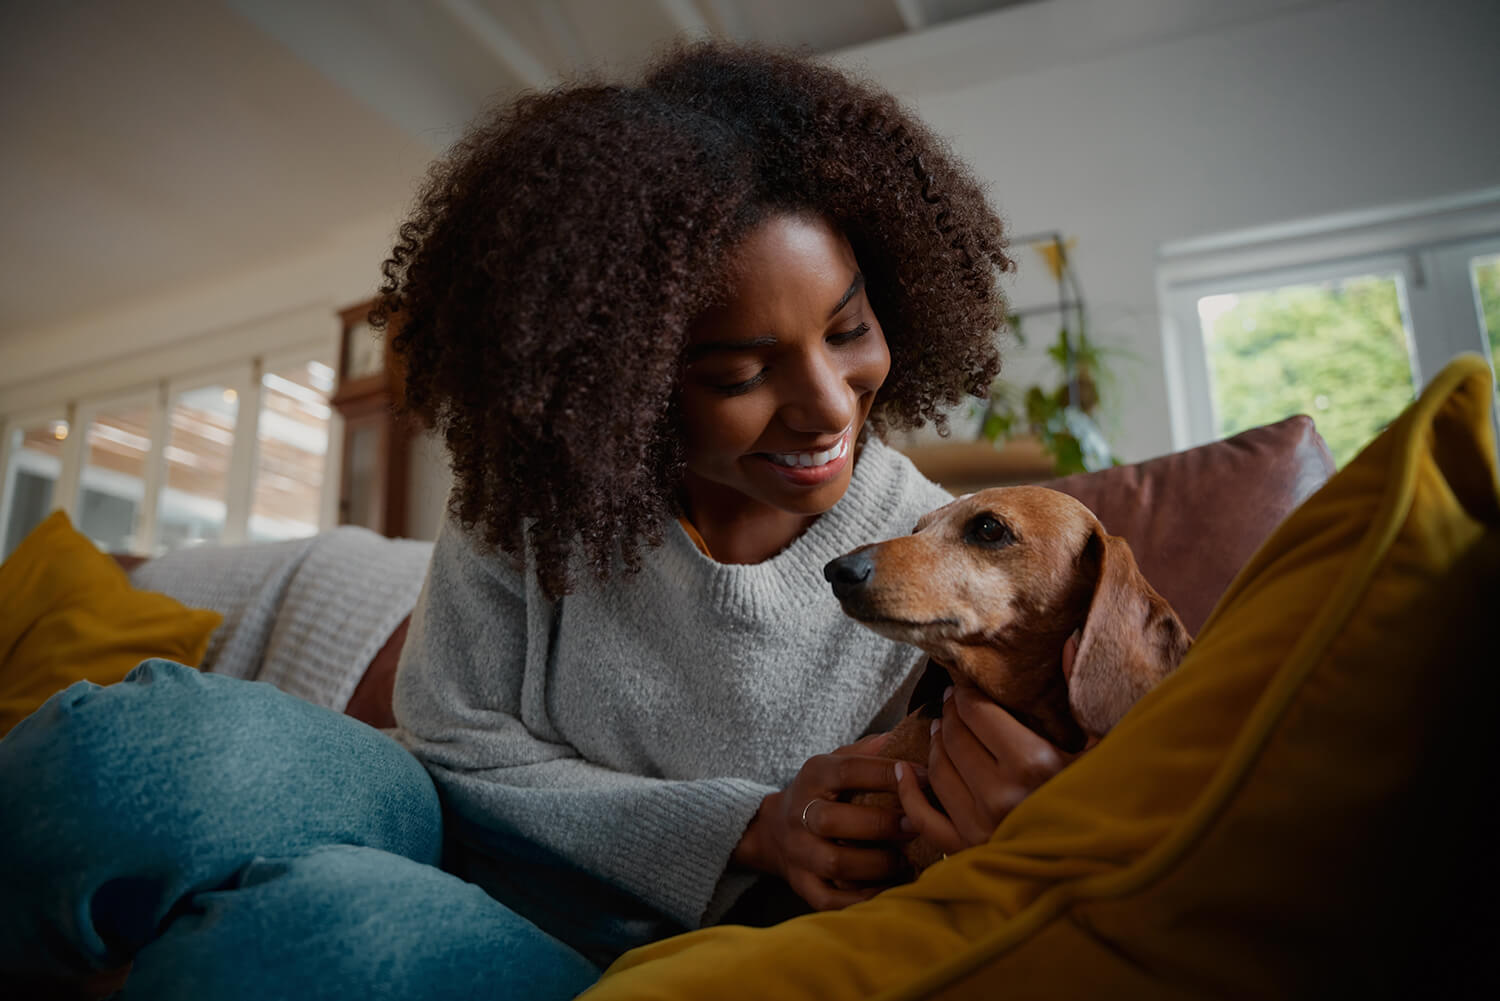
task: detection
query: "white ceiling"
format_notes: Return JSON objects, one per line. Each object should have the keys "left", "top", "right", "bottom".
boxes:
{"left": 0, "top": 0, "right": 1034, "bottom": 341}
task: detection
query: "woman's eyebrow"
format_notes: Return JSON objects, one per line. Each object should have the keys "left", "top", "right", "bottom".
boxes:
{"left": 829, "top": 271, "right": 865, "bottom": 318}
{"left": 683, "top": 271, "right": 866, "bottom": 364}
{"left": 683, "top": 335, "right": 778, "bottom": 364}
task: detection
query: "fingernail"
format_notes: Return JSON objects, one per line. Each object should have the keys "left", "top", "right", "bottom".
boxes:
{"left": 899, "top": 816, "right": 915, "bottom": 833}
{"left": 930, "top": 719, "right": 940, "bottom": 735}
{"left": 893, "top": 762, "right": 904, "bottom": 781}
{"left": 942, "top": 686, "right": 953, "bottom": 702}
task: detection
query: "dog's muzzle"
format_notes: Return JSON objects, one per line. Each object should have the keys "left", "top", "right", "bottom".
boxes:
{"left": 823, "top": 550, "right": 875, "bottom": 601}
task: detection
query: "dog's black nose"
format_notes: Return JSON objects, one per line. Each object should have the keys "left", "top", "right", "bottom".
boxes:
{"left": 823, "top": 551, "right": 874, "bottom": 599}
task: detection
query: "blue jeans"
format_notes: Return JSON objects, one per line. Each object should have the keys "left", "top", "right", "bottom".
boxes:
{"left": 0, "top": 660, "right": 600, "bottom": 1000}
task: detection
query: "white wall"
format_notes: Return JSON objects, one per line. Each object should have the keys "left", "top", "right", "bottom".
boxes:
{"left": 6, "top": 0, "right": 1495, "bottom": 520}
{"left": 406, "top": 428, "right": 452, "bottom": 542}
{"left": 843, "top": 0, "right": 1500, "bottom": 461}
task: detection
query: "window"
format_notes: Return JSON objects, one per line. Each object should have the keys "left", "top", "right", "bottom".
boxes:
{"left": 1160, "top": 190, "right": 1500, "bottom": 465}
{"left": 251, "top": 357, "right": 336, "bottom": 543}
{"left": 0, "top": 414, "right": 68, "bottom": 558}
{"left": 0, "top": 346, "right": 337, "bottom": 559}
{"left": 158, "top": 380, "right": 242, "bottom": 550}
{"left": 1473, "top": 255, "right": 1500, "bottom": 349}
{"left": 1193, "top": 264, "right": 1417, "bottom": 466}
{"left": 75, "top": 395, "right": 156, "bottom": 553}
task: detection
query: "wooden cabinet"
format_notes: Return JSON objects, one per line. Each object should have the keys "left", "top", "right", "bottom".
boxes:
{"left": 330, "top": 300, "right": 409, "bottom": 537}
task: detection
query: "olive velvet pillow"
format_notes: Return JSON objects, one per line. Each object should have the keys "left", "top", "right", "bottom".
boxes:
{"left": 583, "top": 355, "right": 1500, "bottom": 1001}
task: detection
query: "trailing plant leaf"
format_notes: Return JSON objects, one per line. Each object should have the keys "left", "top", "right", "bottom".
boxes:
{"left": 1055, "top": 406, "right": 1114, "bottom": 472}
{"left": 976, "top": 234, "right": 1124, "bottom": 475}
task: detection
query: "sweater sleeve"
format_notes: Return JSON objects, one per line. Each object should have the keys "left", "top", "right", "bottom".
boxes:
{"left": 391, "top": 515, "right": 772, "bottom": 931}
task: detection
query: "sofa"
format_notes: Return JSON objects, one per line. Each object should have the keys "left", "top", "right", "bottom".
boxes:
{"left": 6, "top": 354, "right": 1496, "bottom": 999}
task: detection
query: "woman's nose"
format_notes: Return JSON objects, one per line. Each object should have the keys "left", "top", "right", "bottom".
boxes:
{"left": 779, "top": 349, "right": 858, "bottom": 433}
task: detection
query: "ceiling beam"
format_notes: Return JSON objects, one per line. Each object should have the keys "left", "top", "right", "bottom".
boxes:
{"left": 223, "top": 0, "right": 475, "bottom": 149}
{"left": 657, "top": 0, "right": 713, "bottom": 37}
{"left": 434, "top": 0, "right": 550, "bottom": 89}
{"left": 529, "top": 0, "right": 587, "bottom": 68}
{"left": 700, "top": 0, "right": 748, "bottom": 39}
{"left": 892, "top": 0, "right": 927, "bottom": 32}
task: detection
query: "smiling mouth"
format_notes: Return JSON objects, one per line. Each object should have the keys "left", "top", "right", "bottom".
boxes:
{"left": 760, "top": 429, "right": 850, "bottom": 468}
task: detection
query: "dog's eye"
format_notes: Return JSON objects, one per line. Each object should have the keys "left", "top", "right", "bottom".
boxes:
{"left": 965, "top": 513, "right": 1016, "bottom": 548}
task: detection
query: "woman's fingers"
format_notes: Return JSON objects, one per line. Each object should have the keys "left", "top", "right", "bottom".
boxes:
{"left": 804, "top": 751, "right": 905, "bottom": 797}
{"left": 796, "top": 835, "right": 908, "bottom": 885}
{"left": 769, "top": 741, "right": 934, "bottom": 910}
{"left": 893, "top": 761, "right": 963, "bottom": 856}
{"left": 937, "top": 688, "right": 1003, "bottom": 781}
{"left": 800, "top": 798, "right": 913, "bottom": 842}
{"left": 951, "top": 684, "right": 1070, "bottom": 796}
{"left": 926, "top": 713, "right": 995, "bottom": 846}
{"left": 924, "top": 684, "right": 1076, "bottom": 850}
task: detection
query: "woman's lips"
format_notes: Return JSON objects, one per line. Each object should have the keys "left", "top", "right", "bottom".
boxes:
{"left": 756, "top": 431, "right": 851, "bottom": 486}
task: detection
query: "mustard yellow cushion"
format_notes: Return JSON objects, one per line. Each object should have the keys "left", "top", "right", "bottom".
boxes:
{"left": 0, "top": 511, "right": 222, "bottom": 735}
{"left": 585, "top": 354, "right": 1500, "bottom": 1000}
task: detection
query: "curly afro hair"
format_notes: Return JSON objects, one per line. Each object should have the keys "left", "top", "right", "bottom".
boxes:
{"left": 371, "top": 41, "right": 1012, "bottom": 599}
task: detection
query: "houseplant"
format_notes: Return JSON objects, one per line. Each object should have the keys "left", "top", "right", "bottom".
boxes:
{"left": 977, "top": 234, "right": 1120, "bottom": 475}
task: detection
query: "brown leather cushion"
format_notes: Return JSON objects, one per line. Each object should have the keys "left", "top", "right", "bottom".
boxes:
{"left": 343, "top": 616, "right": 409, "bottom": 730}
{"left": 1040, "top": 415, "right": 1335, "bottom": 636}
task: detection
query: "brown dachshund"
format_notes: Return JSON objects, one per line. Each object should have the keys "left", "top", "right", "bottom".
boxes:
{"left": 823, "top": 486, "right": 1192, "bottom": 872}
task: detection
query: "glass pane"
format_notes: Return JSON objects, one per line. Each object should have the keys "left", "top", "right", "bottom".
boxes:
{"left": 1197, "top": 273, "right": 1416, "bottom": 467}
{"left": 343, "top": 422, "right": 381, "bottom": 531}
{"left": 78, "top": 404, "right": 152, "bottom": 552}
{"left": 156, "top": 385, "right": 238, "bottom": 552}
{"left": 1471, "top": 253, "right": 1500, "bottom": 388}
{"left": 2, "top": 419, "right": 68, "bottom": 559}
{"left": 250, "top": 359, "right": 334, "bottom": 542}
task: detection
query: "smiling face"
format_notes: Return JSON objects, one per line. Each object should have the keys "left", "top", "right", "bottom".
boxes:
{"left": 678, "top": 213, "right": 891, "bottom": 557}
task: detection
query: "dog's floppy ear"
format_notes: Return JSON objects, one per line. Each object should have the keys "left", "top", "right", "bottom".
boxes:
{"left": 1067, "top": 528, "right": 1192, "bottom": 738}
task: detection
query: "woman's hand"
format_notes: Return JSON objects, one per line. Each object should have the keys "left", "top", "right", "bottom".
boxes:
{"left": 895, "top": 634, "right": 1080, "bottom": 856}
{"left": 733, "top": 732, "right": 918, "bottom": 910}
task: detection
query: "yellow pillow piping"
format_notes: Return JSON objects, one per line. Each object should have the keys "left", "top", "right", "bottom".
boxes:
{"left": 871, "top": 356, "right": 1496, "bottom": 1001}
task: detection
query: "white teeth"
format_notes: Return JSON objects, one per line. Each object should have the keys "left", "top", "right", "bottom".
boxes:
{"left": 767, "top": 436, "right": 848, "bottom": 468}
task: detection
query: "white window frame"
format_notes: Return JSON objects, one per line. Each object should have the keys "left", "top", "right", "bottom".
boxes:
{"left": 255, "top": 343, "right": 342, "bottom": 537}
{"left": 1158, "top": 188, "right": 1500, "bottom": 453}
{"left": 67, "top": 387, "right": 162, "bottom": 553}
{"left": 1, "top": 343, "right": 338, "bottom": 555}
{"left": 158, "top": 362, "right": 258, "bottom": 550}
{"left": 0, "top": 404, "right": 71, "bottom": 554}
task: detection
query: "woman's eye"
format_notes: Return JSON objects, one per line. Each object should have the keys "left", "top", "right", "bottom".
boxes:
{"left": 713, "top": 370, "right": 767, "bottom": 396}
{"left": 828, "top": 321, "right": 870, "bottom": 345}
{"left": 965, "top": 513, "right": 1015, "bottom": 547}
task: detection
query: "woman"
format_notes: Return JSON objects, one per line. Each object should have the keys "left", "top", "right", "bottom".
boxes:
{"left": 0, "top": 42, "right": 1071, "bottom": 1001}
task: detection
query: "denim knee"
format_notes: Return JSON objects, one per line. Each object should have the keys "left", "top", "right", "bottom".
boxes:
{"left": 0, "top": 659, "right": 442, "bottom": 981}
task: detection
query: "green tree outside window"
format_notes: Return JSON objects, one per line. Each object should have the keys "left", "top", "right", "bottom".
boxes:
{"left": 1199, "top": 275, "right": 1416, "bottom": 467}
{"left": 1473, "top": 255, "right": 1500, "bottom": 387}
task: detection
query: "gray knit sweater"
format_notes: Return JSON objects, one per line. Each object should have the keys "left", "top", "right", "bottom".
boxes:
{"left": 392, "top": 439, "right": 950, "bottom": 932}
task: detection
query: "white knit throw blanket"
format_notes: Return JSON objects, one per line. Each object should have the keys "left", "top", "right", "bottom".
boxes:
{"left": 130, "top": 526, "right": 433, "bottom": 711}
